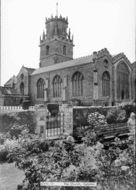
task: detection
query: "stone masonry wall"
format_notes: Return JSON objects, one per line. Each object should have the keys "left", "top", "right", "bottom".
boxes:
{"left": 35, "top": 106, "right": 47, "bottom": 138}
{"left": 60, "top": 104, "right": 73, "bottom": 135}
{"left": 30, "top": 62, "right": 94, "bottom": 105}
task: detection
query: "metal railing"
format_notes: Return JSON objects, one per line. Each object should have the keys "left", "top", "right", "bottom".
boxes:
{"left": 45, "top": 111, "right": 64, "bottom": 138}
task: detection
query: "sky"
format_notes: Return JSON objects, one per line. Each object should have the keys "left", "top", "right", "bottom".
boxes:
{"left": 1, "top": 0, "right": 135, "bottom": 86}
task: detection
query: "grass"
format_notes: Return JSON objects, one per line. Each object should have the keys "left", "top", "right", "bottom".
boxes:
{"left": 0, "top": 162, "right": 25, "bottom": 190}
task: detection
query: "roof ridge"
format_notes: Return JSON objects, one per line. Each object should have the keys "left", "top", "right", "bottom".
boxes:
{"left": 74, "top": 54, "right": 93, "bottom": 60}
{"left": 24, "top": 66, "right": 35, "bottom": 70}
{"left": 38, "top": 54, "right": 93, "bottom": 70}
{"left": 32, "top": 54, "right": 94, "bottom": 76}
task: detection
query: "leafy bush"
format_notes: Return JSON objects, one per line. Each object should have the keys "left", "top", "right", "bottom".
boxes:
{"left": 0, "top": 113, "right": 17, "bottom": 133}
{"left": 0, "top": 146, "right": 9, "bottom": 163}
{"left": 1, "top": 108, "right": 135, "bottom": 190}
{"left": 0, "top": 133, "right": 11, "bottom": 144}
{"left": 122, "top": 104, "right": 136, "bottom": 118}
{"left": 73, "top": 112, "right": 108, "bottom": 142}
{"left": 1, "top": 131, "right": 135, "bottom": 190}
{"left": 106, "top": 108, "right": 126, "bottom": 124}
{"left": 96, "top": 137, "right": 135, "bottom": 190}
{"left": 73, "top": 107, "right": 109, "bottom": 128}
{"left": 0, "top": 138, "right": 20, "bottom": 163}
{"left": 88, "top": 112, "right": 107, "bottom": 127}
{"left": 73, "top": 104, "right": 136, "bottom": 130}
{"left": 0, "top": 111, "right": 36, "bottom": 137}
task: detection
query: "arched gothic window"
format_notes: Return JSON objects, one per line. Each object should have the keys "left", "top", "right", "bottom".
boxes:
{"left": 46, "top": 46, "right": 49, "bottom": 55}
{"left": 20, "top": 82, "right": 24, "bottom": 95}
{"left": 63, "top": 45, "right": 66, "bottom": 55}
{"left": 37, "top": 78, "right": 45, "bottom": 98}
{"left": 102, "top": 71, "right": 110, "bottom": 96}
{"left": 117, "top": 62, "right": 129, "bottom": 100}
{"left": 20, "top": 73, "right": 24, "bottom": 80}
{"left": 72, "top": 72, "right": 84, "bottom": 96}
{"left": 53, "top": 75, "right": 62, "bottom": 97}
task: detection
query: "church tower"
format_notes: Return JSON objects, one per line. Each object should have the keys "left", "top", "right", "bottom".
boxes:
{"left": 39, "top": 11, "right": 74, "bottom": 67}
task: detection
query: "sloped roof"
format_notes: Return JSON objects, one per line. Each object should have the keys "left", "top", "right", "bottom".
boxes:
{"left": 32, "top": 55, "right": 94, "bottom": 75}
{"left": 112, "top": 53, "right": 132, "bottom": 64}
{"left": 112, "top": 53, "right": 124, "bottom": 62}
{"left": 131, "top": 61, "right": 136, "bottom": 69}
{"left": 0, "top": 86, "right": 18, "bottom": 95}
{"left": 112, "top": 53, "right": 132, "bottom": 69}
{"left": 23, "top": 67, "right": 35, "bottom": 74}
{"left": 4, "top": 78, "right": 13, "bottom": 87}
{"left": 4, "top": 75, "right": 17, "bottom": 87}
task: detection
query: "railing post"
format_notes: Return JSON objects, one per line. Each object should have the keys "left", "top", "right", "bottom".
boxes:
{"left": 46, "top": 115, "right": 49, "bottom": 138}
{"left": 58, "top": 111, "right": 61, "bottom": 135}
{"left": 60, "top": 111, "right": 64, "bottom": 134}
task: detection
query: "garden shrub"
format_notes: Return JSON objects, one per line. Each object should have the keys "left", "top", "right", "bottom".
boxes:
{"left": 0, "top": 133, "right": 10, "bottom": 144}
{"left": 0, "top": 138, "right": 20, "bottom": 163}
{"left": 73, "top": 107, "right": 109, "bottom": 126}
{"left": 0, "top": 146, "right": 9, "bottom": 163}
{"left": 10, "top": 134, "right": 135, "bottom": 190}
{"left": 106, "top": 108, "right": 126, "bottom": 124}
{"left": 0, "top": 113, "right": 17, "bottom": 133}
{"left": 122, "top": 104, "right": 136, "bottom": 118}
{"left": 23, "top": 139, "right": 49, "bottom": 154}
{"left": 0, "top": 111, "right": 36, "bottom": 137}
{"left": 73, "top": 112, "right": 108, "bottom": 142}
{"left": 0, "top": 118, "right": 135, "bottom": 190}
{"left": 14, "top": 111, "right": 36, "bottom": 134}
{"left": 73, "top": 104, "right": 136, "bottom": 129}
{"left": 10, "top": 125, "right": 26, "bottom": 138}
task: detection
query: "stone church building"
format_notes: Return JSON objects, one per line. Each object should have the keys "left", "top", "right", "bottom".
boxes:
{"left": 1, "top": 14, "right": 136, "bottom": 106}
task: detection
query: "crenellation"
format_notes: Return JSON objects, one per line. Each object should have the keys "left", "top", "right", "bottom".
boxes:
{"left": 45, "top": 15, "right": 68, "bottom": 24}
{"left": 39, "top": 13, "right": 74, "bottom": 67}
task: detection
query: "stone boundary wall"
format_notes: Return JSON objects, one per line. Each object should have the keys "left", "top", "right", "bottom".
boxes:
{"left": 60, "top": 104, "right": 73, "bottom": 135}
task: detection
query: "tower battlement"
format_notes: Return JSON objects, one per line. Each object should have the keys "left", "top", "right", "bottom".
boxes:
{"left": 45, "top": 15, "right": 68, "bottom": 24}
{"left": 39, "top": 13, "right": 74, "bottom": 67}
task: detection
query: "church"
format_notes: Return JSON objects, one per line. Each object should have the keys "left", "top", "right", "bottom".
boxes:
{"left": 0, "top": 13, "right": 136, "bottom": 106}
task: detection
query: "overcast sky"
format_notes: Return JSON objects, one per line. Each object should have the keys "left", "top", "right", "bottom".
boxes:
{"left": 1, "top": 0, "right": 135, "bottom": 85}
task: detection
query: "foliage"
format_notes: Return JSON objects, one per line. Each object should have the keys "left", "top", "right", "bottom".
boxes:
{"left": 0, "top": 108, "right": 135, "bottom": 190}
{"left": 96, "top": 137, "right": 135, "bottom": 189}
{"left": 74, "top": 112, "right": 108, "bottom": 143}
{"left": 0, "top": 111, "right": 36, "bottom": 137}
{"left": 73, "top": 108, "right": 109, "bottom": 128}
{"left": 0, "top": 146, "right": 9, "bottom": 163}
{"left": 84, "top": 113, "right": 135, "bottom": 190}
{"left": 0, "top": 138, "right": 20, "bottom": 163}
{"left": 13, "top": 111, "right": 36, "bottom": 134}
{"left": 87, "top": 112, "right": 107, "bottom": 127}
{"left": 0, "top": 132, "right": 11, "bottom": 144}
{"left": 121, "top": 103, "right": 136, "bottom": 118}
{"left": 106, "top": 108, "right": 126, "bottom": 124}
{"left": 0, "top": 113, "right": 17, "bottom": 133}
{"left": 6, "top": 132, "right": 135, "bottom": 190}
{"left": 73, "top": 104, "right": 136, "bottom": 130}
